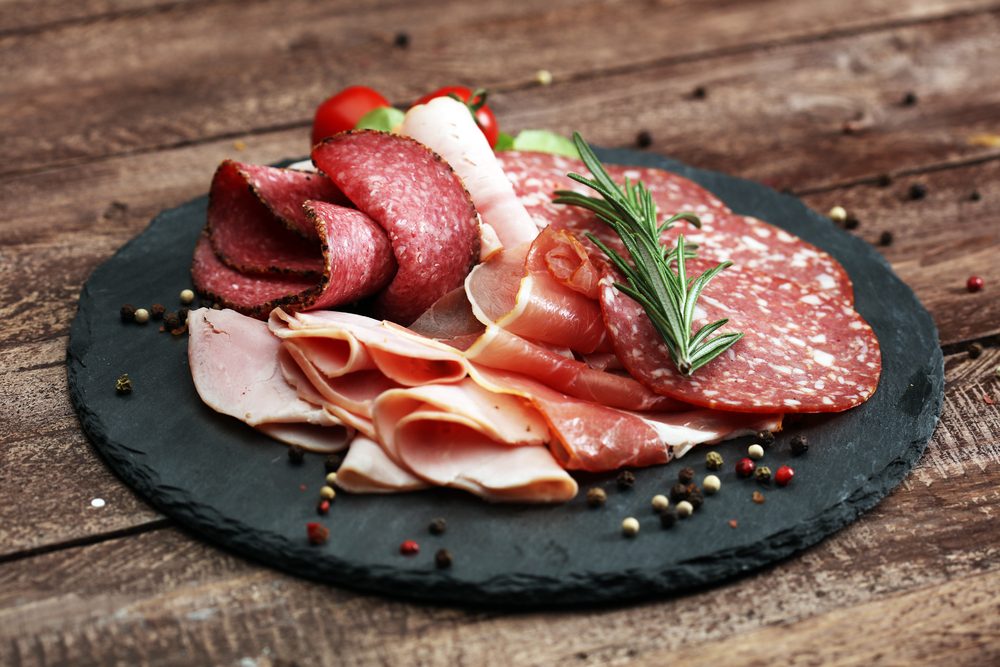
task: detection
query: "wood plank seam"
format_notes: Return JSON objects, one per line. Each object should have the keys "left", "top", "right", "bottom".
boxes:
{"left": 0, "top": 519, "right": 171, "bottom": 567}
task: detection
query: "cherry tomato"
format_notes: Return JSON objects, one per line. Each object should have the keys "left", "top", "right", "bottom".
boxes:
{"left": 311, "top": 86, "right": 391, "bottom": 146}
{"left": 415, "top": 86, "right": 500, "bottom": 147}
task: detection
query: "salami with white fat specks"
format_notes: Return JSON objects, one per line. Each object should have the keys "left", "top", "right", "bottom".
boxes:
{"left": 312, "top": 131, "right": 480, "bottom": 325}
{"left": 599, "top": 260, "right": 880, "bottom": 413}
{"left": 192, "top": 200, "right": 396, "bottom": 318}
{"left": 496, "top": 151, "right": 853, "bottom": 301}
{"left": 207, "top": 160, "right": 347, "bottom": 276}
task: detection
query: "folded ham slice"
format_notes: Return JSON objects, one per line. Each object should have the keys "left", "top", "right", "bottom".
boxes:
{"left": 336, "top": 435, "right": 430, "bottom": 494}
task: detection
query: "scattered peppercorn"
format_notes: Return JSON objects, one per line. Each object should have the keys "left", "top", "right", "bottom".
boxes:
{"left": 287, "top": 445, "right": 305, "bottom": 464}
{"left": 703, "top": 474, "right": 721, "bottom": 495}
{"left": 115, "top": 373, "right": 133, "bottom": 394}
{"left": 678, "top": 467, "right": 695, "bottom": 484}
{"left": 162, "top": 312, "right": 181, "bottom": 331}
{"left": 325, "top": 471, "right": 338, "bottom": 485}
{"left": 705, "top": 451, "right": 724, "bottom": 470}
{"left": 775, "top": 465, "right": 795, "bottom": 487}
{"left": 400, "top": 540, "right": 420, "bottom": 555}
{"left": 319, "top": 485, "right": 336, "bottom": 500}
{"left": 901, "top": 91, "right": 918, "bottom": 107}
{"left": 660, "top": 509, "right": 677, "bottom": 529}
{"left": 828, "top": 206, "right": 847, "bottom": 223}
{"left": 586, "top": 487, "right": 607, "bottom": 507}
{"left": 969, "top": 191, "right": 981, "bottom": 202}
{"left": 324, "top": 453, "right": 344, "bottom": 472}
{"left": 177, "top": 307, "right": 190, "bottom": 323}
{"left": 908, "top": 183, "right": 927, "bottom": 200}
{"left": 316, "top": 499, "right": 330, "bottom": 515}
{"left": 757, "top": 430, "right": 775, "bottom": 447}
{"left": 844, "top": 215, "right": 860, "bottom": 230}
{"left": 636, "top": 130, "right": 653, "bottom": 148}
{"left": 306, "top": 522, "right": 329, "bottom": 545}
{"left": 617, "top": 470, "right": 636, "bottom": 490}
{"left": 622, "top": 517, "right": 640, "bottom": 537}
{"left": 790, "top": 435, "right": 809, "bottom": 456}
{"left": 150, "top": 303, "right": 165, "bottom": 320}
{"left": 736, "top": 457, "right": 755, "bottom": 478}
{"left": 651, "top": 494, "right": 670, "bottom": 513}
{"left": 752, "top": 491, "right": 766, "bottom": 504}
{"left": 691, "top": 85, "right": 707, "bottom": 99}
{"left": 535, "top": 69, "right": 553, "bottom": 86}
{"left": 966, "top": 276, "right": 984, "bottom": 293}
{"left": 754, "top": 466, "right": 772, "bottom": 484}
{"left": 676, "top": 500, "right": 694, "bottom": 518}
{"left": 876, "top": 173, "right": 893, "bottom": 187}
{"left": 879, "top": 231, "right": 894, "bottom": 247}
{"left": 669, "top": 482, "right": 691, "bottom": 502}
{"left": 687, "top": 488, "right": 704, "bottom": 510}
{"left": 435, "top": 548, "right": 452, "bottom": 568}
{"left": 747, "top": 444, "right": 765, "bottom": 460}
{"left": 429, "top": 518, "right": 447, "bottom": 535}
{"left": 968, "top": 343, "right": 984, "bottom": 359}
{"left": 393, "top": 31, "right": 410, "bottom": 48}
{"left": 728, "top": 519, "right": 739, "bottom": 529}
{"left": 133, "top": 308, "right": 150, "bottom": 324}
{"left": 120, "top": 304, "right": 136, "bottom": 322}
{"left": 180, "top": 289, "right": 195, "bottom": 305}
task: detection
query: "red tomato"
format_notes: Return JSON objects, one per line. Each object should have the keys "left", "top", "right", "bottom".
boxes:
{"left": 414, "top": 86, "right": 500, "bottom": 147}
{"left": 311, "top": 86, "right": 391, "bottom": 146}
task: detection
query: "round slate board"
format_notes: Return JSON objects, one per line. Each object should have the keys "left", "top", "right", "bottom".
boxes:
{"left": 68, "top": 148, "right": 943, "bottom": 607}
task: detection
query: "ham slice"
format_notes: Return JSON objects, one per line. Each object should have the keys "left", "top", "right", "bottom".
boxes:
{"left": 336, "top": 436, "right": 430, "bottom": 494}
{"left": 186, "top": 308, "right": 351, "bottom": 452}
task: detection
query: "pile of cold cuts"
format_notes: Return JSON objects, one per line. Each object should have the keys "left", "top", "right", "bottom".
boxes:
{"left": 189, "top": 97, "right": 880, "bottom": 503}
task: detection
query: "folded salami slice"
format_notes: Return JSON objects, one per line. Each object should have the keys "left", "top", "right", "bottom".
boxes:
{"left": 312, "top": 130, "right": 480, "bottom": 325}
{"left": 600, "top": 261, "right": 881, "bottom": 413}
{"left": 496, "top": 151, "right": 853, "bottom": 301}
{"left": 207, "top": 160, "right": 347, "bottom": 276}
{"left": 192, "top": 200, "right": 396, "bottom": 317}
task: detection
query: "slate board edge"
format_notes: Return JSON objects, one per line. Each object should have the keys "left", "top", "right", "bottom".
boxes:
{"left": 66, "top": 150, "right": 944, "bottom": 608}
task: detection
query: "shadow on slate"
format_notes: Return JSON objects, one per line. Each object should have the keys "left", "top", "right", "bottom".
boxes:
{"left": 67, "top": 148, "right": 944, "bottom": 608}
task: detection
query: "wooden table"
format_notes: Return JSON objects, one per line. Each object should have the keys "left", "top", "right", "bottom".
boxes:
{"left": 2, "top": 1, "right": 999, "bottom": 664}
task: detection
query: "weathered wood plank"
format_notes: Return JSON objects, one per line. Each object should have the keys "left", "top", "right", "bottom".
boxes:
{"left": 0, "top": 0, "right": 196, "bottom": 34}
{"left": 1, "top": 342, "right": 997, "bottom": 667}
{"left": 2, "top": 0, "right": 998, "bottom": 175}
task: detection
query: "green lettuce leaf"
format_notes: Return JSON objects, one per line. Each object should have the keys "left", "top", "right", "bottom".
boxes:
{"left": 354, "top": 106, "right": 405, "bottom": 133}
{"left": 509, "top": 129, "right": 580, "bottom": 158}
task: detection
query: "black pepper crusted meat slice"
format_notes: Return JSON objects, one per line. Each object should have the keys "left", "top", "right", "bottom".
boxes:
{"left": 207, "top": 160, "right": 348, "bottom": 277}
{"left": 312, "top": 130, "right": 480, "bottom": 325}
{"left": 495, "top": 151, "right": 853, "bottom": 302}
{"left": 192, "top": 200, "right": 397, "bottom": 318}
{"left": 599, "top": 259, "right": 881, "bottom": 413}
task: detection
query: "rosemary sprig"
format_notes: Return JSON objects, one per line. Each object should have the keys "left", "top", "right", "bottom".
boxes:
{"left": 552, "top": 132, "right": 743, "bottom": 375}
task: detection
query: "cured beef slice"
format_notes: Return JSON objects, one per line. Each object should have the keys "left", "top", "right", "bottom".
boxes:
{"left": 312, "top": 130, "right": 480, "bottom": 325}
{"left": 600, "top": 260, "right": 881, "bottom": 413}
{"left": 496, "top": 151, "right": 853, "bottom": 301}
{"left": 192, "top": 200, "right": 396, "bottom": 317}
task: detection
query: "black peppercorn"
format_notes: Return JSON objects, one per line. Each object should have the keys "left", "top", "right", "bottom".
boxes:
{"left": 879, "top": 231, "right": 894, "bottom": 247}
{"left": 908, "top": 183, "right": 927, "bottom": 200}
{"left": 324, "top": 453, "right": 344, "bottom": 472}
{"left": 967, "top": 343, "right": 983, "bottom": 359}
{"left": 586, "top": 487, "right": 607, "bottom": 507}
{"left": 150, "top": 303, "right": 165, "bottom": 320}
{"left": 120, "top": 304, "right": 136, "bottom": 323}
{"left": 617, "top": 470, "right": 636, "bottom": 490}
{"left": 636, "top": 130, "right": 653, "bottom": 148}
{"left": 678, "top": 467, "right": 695, "bottom": 485}
{"left": 429, "top": 518, "right": 447, "bottom": 535}
{"left": 901, "top": 91, "right": 918, "bottom": 107}
{"left": 687, "top": 487, "right": 704, "bottom": 510}
{"left": 754, "top": 466, "right": 772, "bottom": 484}
{"left": 844, "top": 215, "right": 860, "bottom": 230}
{"left": 162, "top": 312, "right": 181, "bottom": 331}
{"left": 669, "top": 482, "right": 690, "bottom": 503}
{"left": 757, "top": 430, "right": 775, "bottom": 447}
{"left": 177, "top": 308, "right": 189, "bottom": 323}
{"left": 435, "top": 548, "right": 452, "bottom": 569}
{"left": 969, "top": 191, "right": 981, "bottom": 202}
{"left": 287, "top": 445, "right": 305, "bottom": 464}
{"left": 660, "top": 509, "right": 677, "bottom": 529}
{"left": 692, "top": 85, "right": 707, "bottom": 99}
{"left": 393, "top": 31, "right": 410, "bottom": 48}
{"left": 790, "top": 434, "right": 809, "bottom": 456}
{"left": 876, "top": 173, "right": 893, "bottom": 187}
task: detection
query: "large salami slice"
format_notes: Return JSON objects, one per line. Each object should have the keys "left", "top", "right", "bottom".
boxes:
{"left": 192, "top": 201, "right": 396, "bottom": 317}
{"left": 312, "top": 131, "right": 480, "bottom": 325}
{"left": 496, "top": 151, "right": 853, "bottom": 301}
{"left": 599, "top": 260, "right": 881, "bottom": 413}
{"left": 207, "top": 160, "right": 345, "bottom": 276}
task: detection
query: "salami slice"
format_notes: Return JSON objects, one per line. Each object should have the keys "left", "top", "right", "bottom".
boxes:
{"left": 496, "top": 151, "right": 853, "bottom": 301}
{"left": 207, "top": 160, "right": 346, "bottom": 276}
{"left": 312, "top": 131, "right": 480, "bottom": 325}
{"left": 192, "top": 201, "right": 396, "bottom": 317}
{"left": 599, "top": 260, "right": 881, "bottom": 413}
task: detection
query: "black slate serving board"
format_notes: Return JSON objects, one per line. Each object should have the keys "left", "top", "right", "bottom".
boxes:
{"left": 67, "top": 148, "right": 943, "bottom": 607}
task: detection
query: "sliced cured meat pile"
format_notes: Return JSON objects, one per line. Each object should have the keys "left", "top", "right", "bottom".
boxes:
{"left": 496, "top": 151, "right": 853, "bottom": 301}
{"left": 600, "top": 260, "right": 881, "bottom": 413}
{"left": 312, "top": 130, "right": 480, "bottom": 324}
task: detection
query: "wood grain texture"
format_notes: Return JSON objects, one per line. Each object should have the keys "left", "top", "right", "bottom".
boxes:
{"left": 0, "top": 349, "right": 997, "bottom": 666}
{"left": 2, "top": 0, "right": 999, "bottom": 175}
